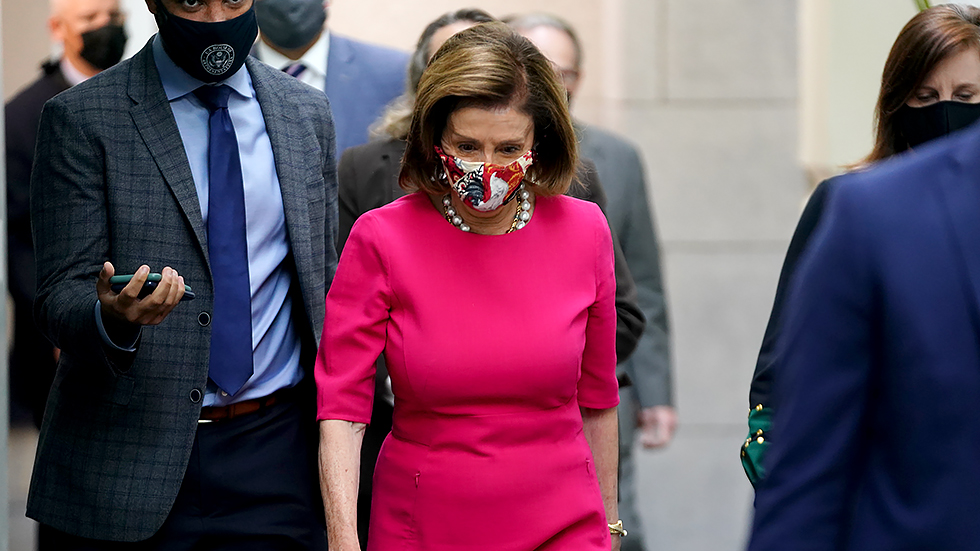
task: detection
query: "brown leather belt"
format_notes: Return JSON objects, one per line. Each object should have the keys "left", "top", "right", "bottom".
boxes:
{"left": 199, "top": 391, "right": 280, "bottom": 423}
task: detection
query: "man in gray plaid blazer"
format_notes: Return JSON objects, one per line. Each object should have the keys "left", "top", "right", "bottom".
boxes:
{"left": 27, "top": 0, "right": 336, "bottom": 548}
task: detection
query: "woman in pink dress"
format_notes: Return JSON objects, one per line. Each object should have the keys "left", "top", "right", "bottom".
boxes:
{"left": 316, "top": 22, "right": 623, "bottom": 550}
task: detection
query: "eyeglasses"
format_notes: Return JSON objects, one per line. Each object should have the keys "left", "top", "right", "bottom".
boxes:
{"left": 548, "top": 61, "right": 580, "bottom": 89}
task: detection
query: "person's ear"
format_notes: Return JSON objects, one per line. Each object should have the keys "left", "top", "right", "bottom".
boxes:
{"left": 48, "top": 15, "right": 64, "bottom": 43}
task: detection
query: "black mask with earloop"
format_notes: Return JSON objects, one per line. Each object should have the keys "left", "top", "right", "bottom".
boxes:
{"left": 153, "top": 0, "right": 258, "bottom": 83}
{"left": 79, "top": 24, "right": 128, "bottom": 70}
{"left": 894, "top": 100, "right": 980, "bottom": 150}
{"left": 254, "top": 0, "right": 326, "bottom": 51}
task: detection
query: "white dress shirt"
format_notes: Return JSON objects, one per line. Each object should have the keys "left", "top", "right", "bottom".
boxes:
{"left": 254, "top": 29, "right": 330, "bottom": 92}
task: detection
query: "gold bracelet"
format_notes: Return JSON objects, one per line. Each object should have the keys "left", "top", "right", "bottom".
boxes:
{"left": 608, "top": 520, "right": 627, "bottom": 537}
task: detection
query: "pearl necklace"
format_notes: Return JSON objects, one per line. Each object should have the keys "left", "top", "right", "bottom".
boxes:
{"left": 442, "top": 186, "right": 532, "bottom": 234}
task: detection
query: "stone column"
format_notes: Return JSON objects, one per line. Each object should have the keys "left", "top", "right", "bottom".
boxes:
{"left": 799, "top": 0, "right": 913, "bottom": 184}
{"left": 613, "top": 1, "right": 802, "bottom": 549}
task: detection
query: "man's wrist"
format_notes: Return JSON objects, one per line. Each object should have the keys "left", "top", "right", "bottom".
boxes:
{"left": 95, "top": 300, "right": 141, "bottom": 351}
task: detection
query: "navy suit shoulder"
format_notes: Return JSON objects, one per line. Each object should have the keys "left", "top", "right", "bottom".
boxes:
{"left": 331, "top": 34, "right": 408, "bottom": 80}
{"left": 749, "top": 175, "right": 843, "bottom": 408}
{"left": 6, "top": 64, "right": 71, "bottom": 302}
{"left": 6, "top": 64, "right": 70, "bottom": 146}
{"left": 749, "top": 125, "right": 980, "bottom": 550}
{"left": 326, "top": 34, "right": 408, "bottom": 155}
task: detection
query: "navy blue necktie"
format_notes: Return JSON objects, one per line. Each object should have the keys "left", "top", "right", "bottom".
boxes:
{"left": 195, "top": 85, "right": 253, "bottom": 396}
{"left": 283, "top": 63, "right": 307, "bottom": 79}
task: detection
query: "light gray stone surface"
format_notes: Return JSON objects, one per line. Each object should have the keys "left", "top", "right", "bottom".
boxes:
{"left": 663, "top": 250, "right": 785, "bottom": 425}
{"left": 666, "top": 0, "right": 798, "bottom": 101}
{"left": 620, "top": 0, "right": 664, "bottom": 102}
{"left": 629, "top": 104, "right": 805, "bottom": 243}
{"left": 7, "top": 428, "right": 37, "bottom": 551}
{"left": 633, "top": 427, "right": 755, "bottom": 550}
{"left": 615, "top": 2, "right": 800, "bottom": 550}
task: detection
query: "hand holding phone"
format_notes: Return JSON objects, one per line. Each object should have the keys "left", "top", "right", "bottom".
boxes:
{"left": 98, "top": 263, "right": 187, "bottom": 328}
{"left": 109, "top": 273, "right": 195, "bottom": 301}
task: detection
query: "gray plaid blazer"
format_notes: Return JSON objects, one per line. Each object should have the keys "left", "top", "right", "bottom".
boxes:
{"left": 26, "top": 40, "right": 338, "bottom": 541}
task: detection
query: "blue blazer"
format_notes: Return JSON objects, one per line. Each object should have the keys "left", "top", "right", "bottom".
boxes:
{"left": 326, "top": 34, "right": 408, "bottom": 155}
{"left": 748, "top": 124, "right": 980, "bottom": 550}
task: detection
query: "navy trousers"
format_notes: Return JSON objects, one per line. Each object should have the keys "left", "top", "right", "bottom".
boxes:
{"left": 39, "top": 395, "right": 327, "bottom": 550}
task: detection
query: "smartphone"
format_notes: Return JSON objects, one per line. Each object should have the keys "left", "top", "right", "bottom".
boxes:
{"left": 109, "top": 273, "right": 195, "bottom": 301}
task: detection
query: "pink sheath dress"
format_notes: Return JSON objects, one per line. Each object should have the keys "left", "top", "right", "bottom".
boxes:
{"left": 316, "top": 192, "right": 619, "bottom": 550}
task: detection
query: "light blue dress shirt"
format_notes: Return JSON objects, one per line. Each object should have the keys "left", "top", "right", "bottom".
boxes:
{"left": 97, "top": 36, "right": 302, "bottom": 406}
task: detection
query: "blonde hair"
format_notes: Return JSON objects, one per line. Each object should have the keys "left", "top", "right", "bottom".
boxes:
{"left": 399, "top": 22, "right": 578, "bottom": 197}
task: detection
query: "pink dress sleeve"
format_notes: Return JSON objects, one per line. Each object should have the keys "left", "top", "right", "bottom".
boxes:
{"left": 315, "top": 214, "right": 391, "bottom": 423}
{"left": 576, "top": 205, "right": 621, "bottom": 409}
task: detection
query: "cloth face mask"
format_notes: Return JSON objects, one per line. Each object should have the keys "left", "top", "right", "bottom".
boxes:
{"left": 435, "top": 146, "right": 534, "bottom": 212}
{"left": 895, "top": 100, "right": 980, "bottom": 149}
{"left": 79, "top": 23, "right": 128, "bottom": 71}
{"left": 154, "top": 0, "right": 258, "bottom": 83}
{"left": 254, "top": 0, "right": 326, "bottom": 51}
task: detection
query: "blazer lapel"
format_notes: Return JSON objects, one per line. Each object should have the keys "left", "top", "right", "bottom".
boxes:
{"left": 247, "top": 58, "right": 315, "bottom": 301}
{"left": 935, "top": 128, "right": 980, "bottom": 315}
{"left": 127, "top": 41, "right": 208, "bottom": 256}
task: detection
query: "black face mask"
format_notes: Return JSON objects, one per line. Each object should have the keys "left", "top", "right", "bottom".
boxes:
{"left": 154, "top": 0, "right": 258, "bottom": 83}
{"left": 895, "top": 100, "right": 980, "bottom": 150}
{"left": 254, "top": 0, "right": 326, "bottom": 51}
{"left": 79, "top": 24, "right": 128, "bottom": 70}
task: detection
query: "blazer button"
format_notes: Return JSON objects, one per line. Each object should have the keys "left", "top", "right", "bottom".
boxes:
{"left": 198, "top": 312, "right": 211, "bottom": 326}
{"left": 189, "top": 388, "right": 203, "bottom": 403}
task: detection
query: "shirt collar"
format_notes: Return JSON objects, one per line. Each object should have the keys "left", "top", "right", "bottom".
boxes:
{"left": 60, "top": 57, "right": 90, "bottom": 87}
{"left": 254, "top": 28, "right": 330, "bottom": 78}
{"left": 152, "top": 34, "right": 254, "bottom": 101}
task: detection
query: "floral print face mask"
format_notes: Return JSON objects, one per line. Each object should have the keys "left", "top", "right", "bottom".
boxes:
{"left": 435, "top": 146, "right": 535, "bottom": 212}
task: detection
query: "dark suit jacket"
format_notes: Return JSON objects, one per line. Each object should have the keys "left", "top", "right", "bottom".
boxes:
{"left": 748, "top": 127, "right": 980, "bottom": 550}
{"left": 6, "top": 61, "right": 70, "bottom": 426}
{"left": 7, "top": 61, "right": 69, "bottom": 307}
{"left": 749, "top": 176, "right": 842, "bottom": 408}
{"left": 578, "top": 122, "right": 672, "bottom": 407}
{"left": 27, "top": 41, "right": 338, "bottom": 542}
{"left": 337, "top": 138, "right": 645, "bottom": 361}
{"left": 325, "top": 34, "right": 408, "bottom": 155}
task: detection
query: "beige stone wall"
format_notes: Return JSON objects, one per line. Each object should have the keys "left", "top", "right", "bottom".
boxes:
{"left": 2, "top": 1, "right": 50, "bottom": 100}
{"left": 799, "top": 0, "right": 915, "bottom": 182}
